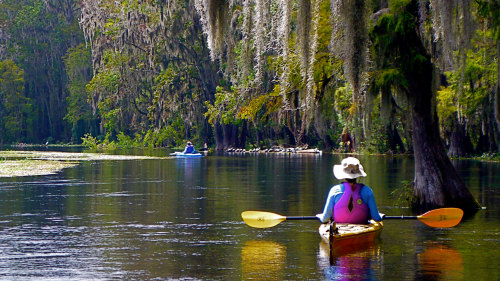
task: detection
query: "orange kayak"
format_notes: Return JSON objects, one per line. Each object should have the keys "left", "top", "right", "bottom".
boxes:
{"left": 319, "top": 220, "right": 383, "bottom": 254}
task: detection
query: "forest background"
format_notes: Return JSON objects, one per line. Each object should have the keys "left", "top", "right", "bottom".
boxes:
{"left": 0, "top": 0, "right": 498, "bottom": 158}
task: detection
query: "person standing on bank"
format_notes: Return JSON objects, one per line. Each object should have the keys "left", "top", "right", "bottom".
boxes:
{"left": 316, "top": 157, "right": 383, "bottom": 224}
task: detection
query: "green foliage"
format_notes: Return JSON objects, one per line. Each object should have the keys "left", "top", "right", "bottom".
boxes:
{"left": 0, "top": 60, "right": 33, "bottom": 144}
{"left": 102, "top": 134, "right": 118, "bottom": 150}
{"left": 370, "top": 1, "right": 427, "bottom": 76}
{"left": 1, "top": 0, "right": 86, "bottom": 143}
{"left": 116, "top": 132, "right": 135, "bottom": 148}
{"left": 0, "top": 0, "right": 495, "bottom": 156}
{"left": 436, "top": 82, "right": 457, "bottom": 129}
{"left": 437, "top": 17, "right": 497, "bottom": 149}
{"left": 142, "top": 119, "right": 185, "bottom": 148}
{"left": 63, "top": 43, "right": 94, "bottom": 143}
{"left": 477, "top": 152, "right": 500, "bottom": 161}
{"left": 85, "top": 51, "right": 123, "bottom": 137}
{"left": 82, "top": 118, "right": 186, "bottom": 150}
{"left": 362, "top": 110, "right": 391, "bottom": 154}
{"left": 238, "top": 86, "right": 282, "bottom": 123}
{"left": 205, "top": 86, "right": 241, "bottom": 126}
{"left": 390, "top": 180, "right": 415, "bottom": 207}
{"left": 86, "top": 65, "right": 120, "bottom": 94}
{"left": 81, "top": 133, "right": 99, "bottom": 150}
{"left": 13, "top": 0, "right": 44, "bottom": 30}
{"left": 373, "top": 68, "right": 408, "bottom": 93}
{"left": 477, "top": 0, "right": 500, "bottom": 40}
{"left": 334, "top": 86, "right": 352, "bottom": 126}
{"left": 78, "top": 0, "right": 217, "bottom": 147}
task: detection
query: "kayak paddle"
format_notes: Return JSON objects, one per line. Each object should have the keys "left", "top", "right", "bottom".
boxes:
{"left": 241, "top": 211, "right": 318, "bottom": 228}
{"left": 241, "top": 207, "right": 464, "bottom": 228}
{"left": 383, "top": 207, "right": 464, "bottom": 228}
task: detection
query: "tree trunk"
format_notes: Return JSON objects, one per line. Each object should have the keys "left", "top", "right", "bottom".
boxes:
{"left": 412, "top": 109, "right": 479, "bottom": 211}
{"left": 214, "top": 123, "right": 224, "bottom": 150}
{"left": 371, "top": 0, "right": 481, "bottom": 213}
{"left": 488, "top": 120, "right": 498, "bottom": 152}
{"left": 222, "top": 124, "right": 233, "bottom": 149}
{"left": 238, "top": 120, "right": 248, "bottom": 148}
{"left": 409, "top": 64, "right": 480, "bottom": 212}
{"left": 214, "top": 122, "right": 245, "bottom": 150}
{"left": 476, "top": 132, "right": 490, "bottom": 154}
{"left": 495, "top": 41, "right": 500, "bottom": 151}
{"left": 448, "top": 124, "right": 473, "bottom": 157}
{"left": 386, "top": 124, "right": 405, "bottom": 153}
{"left": 283, "top": 126, "right": 296, "bottom": 146}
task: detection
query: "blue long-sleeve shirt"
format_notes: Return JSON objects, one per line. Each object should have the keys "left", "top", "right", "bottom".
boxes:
{"left": 183, "top": 145, "right": 195, "bottom": 153}
{"left": 317, "top": 183, "right": 383, "bottom": 223}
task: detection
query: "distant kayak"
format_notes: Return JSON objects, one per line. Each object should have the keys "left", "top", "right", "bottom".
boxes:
{"left": 170, "top": 152, "right": 203, "bottom": 158}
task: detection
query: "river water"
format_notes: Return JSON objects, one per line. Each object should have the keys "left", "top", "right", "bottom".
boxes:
{"left": 0, "top": 151, "right": 498, "bottom": 280}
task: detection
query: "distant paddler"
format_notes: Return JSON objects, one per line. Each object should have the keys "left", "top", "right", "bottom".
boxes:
{"left": 170, "top": 141, "right": 203, "bottom": 157}
{"left": 182, "top": 141, "right": 196, "bottom": 154}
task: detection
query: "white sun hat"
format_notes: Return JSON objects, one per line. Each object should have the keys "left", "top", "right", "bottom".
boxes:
{"left": 333, "top": 157, "right": 367, "bottom": 179}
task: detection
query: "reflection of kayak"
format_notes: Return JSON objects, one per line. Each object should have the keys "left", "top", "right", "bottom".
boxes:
{"left": 319, "top": 220, "right": 383, "bottom": 254}
{"left": 170, "top": 152, "right": 203, "bottom": 158}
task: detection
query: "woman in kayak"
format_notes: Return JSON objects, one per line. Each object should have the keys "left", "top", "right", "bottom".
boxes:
{"left": 316, "top": 157, "right": 383, "bottom": 224}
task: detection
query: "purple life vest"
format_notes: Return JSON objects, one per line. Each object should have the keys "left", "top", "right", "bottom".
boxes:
{"left": 333, "top": 182, "right": 370, "bottom": 224}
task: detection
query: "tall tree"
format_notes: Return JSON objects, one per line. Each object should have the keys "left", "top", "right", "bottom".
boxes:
{"left": 370, "top": 0, "right": 480, "bottom": 211}
{"left": 0, "top": 60, "right": 32, "bottom": 144}
{"left": 63, "top": 43, "right": 96, "bottom": 143}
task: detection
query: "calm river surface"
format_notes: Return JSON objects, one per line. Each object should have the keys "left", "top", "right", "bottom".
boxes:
{"left": 0, "top": 151, "right": 499, "bottom": 280}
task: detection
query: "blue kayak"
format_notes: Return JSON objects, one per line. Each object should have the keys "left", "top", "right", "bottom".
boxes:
{"left": 170, "top": 152, "right": 203, "bottom": 158}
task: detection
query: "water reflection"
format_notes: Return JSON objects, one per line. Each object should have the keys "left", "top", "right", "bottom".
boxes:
{"left": 241, "top": 240, "right": 286, "bottom": 280}
{"left": 318, "top": 241, "right": 383, "bottom": 280}
{"left": 0, "top": 153, "right": 498, "bottom": 279}
{"left": 174, "top": 157, "right": 203, "bottom": 181}
{"left": 416, "top": 242, "right": 463, "bottom": 280}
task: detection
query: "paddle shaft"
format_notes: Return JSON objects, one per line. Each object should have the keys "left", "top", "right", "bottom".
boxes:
{"left": 383, "top": 215, "right": 419, "bottom": 220}
{"left": 285, "top": 216, "right": 319, "bottom": 221}
{"left": 289, "top": 215, "right": 423, "bottom": 220}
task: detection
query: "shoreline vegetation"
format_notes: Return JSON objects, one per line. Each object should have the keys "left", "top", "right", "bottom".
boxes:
{"left": 1, "top": 146, "right": 498, "bottom": 178}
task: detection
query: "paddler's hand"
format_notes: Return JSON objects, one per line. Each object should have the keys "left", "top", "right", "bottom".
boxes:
{"left": 316, "top": 213, "right": 325, "bottom": 223}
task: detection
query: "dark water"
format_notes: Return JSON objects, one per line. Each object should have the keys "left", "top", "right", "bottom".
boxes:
{"left": 0, "top": 152, "right": 499, "bottom": 280}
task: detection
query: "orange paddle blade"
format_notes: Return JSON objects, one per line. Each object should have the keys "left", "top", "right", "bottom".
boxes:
{"left": 417, "top": 208, "right": 464, "bottom": 228}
